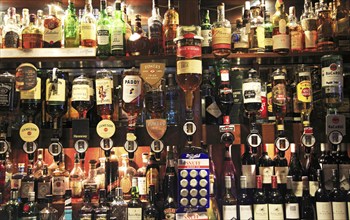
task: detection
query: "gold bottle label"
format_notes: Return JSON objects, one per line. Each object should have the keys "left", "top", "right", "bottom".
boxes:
{"left": 297, "top": 80, "right": 312, "bottom": 103}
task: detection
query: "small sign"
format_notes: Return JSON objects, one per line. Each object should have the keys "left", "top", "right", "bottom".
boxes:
{"left": 140, "top": 63, "right": 165, "bottom": 87}
{"left": 0, "top": 140, "right": 9, "bottom": 154}
{"left": 19, "top": 123, "right": 40, "bottom": 142}
{"left": 124, "top": 140, "right": 138, "bottom": 153}
{"left": 100, "top": 138, "right": 113, "bottom": 151}
{"left": 219, "top": 124, "right": 235, "bottom": 133}
{"left": 247, "top": 133, "right": 262, "bottom": 148}
{"left": 72, "top": 119, "right": 90, "bottom": 140}
{"left": 326, "top": 114, "right": 346, "bottom": 136}
{"left": 151, "top": 140, "right": 164, "bottom": 153}
{"left": 74, "top": 140, "right": 88, "bottom": 153}
{"left": 15, "top": 63, "right": 37, "bottom": 90}
{"left": 183, "top": 122, "right": 196, "bottom": 135}
{"left": 146, "top": 119, "right": 167, "bottom": 140}
{"left": 23, "top": 142, "right": 37, "bottom": 154}
{"left": 96, "top": 120, "right": 116, "bottom": 139}
{"left": 275, "top": 137, "right": 290, "bottom": 151}
{"left": 48, "top": 142, "right": 63, "bottom": 156}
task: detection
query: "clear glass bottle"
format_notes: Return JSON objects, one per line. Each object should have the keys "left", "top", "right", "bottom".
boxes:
{"left": 39, "top": 195, "right": 58, "bottom": 220}
{"left": 83, "top": 159, "right": 99, "bottom": 201}
{"left": 52, "top": 153, "right": 69, "bottom": 201}
{"left": 2, "top": 7, "right": 20, "bottom": 48}
{"left": 296, "top": 65, "right": 313, "bottom": 126}
{"left": 201, "top": 69, "right": 221, "bottom": 125}
{"left": 43, "top": 4, "right": 62, "bottom": 48}
{"left": 69, "top": 154, "right": 84, "bottom": 199}
{"left": 119, "top": 154, "right": 137, "bottom": 198}
{"left": 163, "top": 0, "right": 179, "bottom": 55}
{"left": 96, "top": 0, "right": 111, "bottom": 59}
{"left": 127, "top": 14, "right": 150, "bottom": 56}
{"left": 146, "top": 152, "right": 160, "bottom": 195}
{"left": 80, "top": 0, "right": 97, "bottom": 47}
{"left": 249, "top": 1, "right": 265, "bottom": 52}
{"left": 110, "top": 187, "right": 128, "bottom": 220}
{"left": 207, "top": 177, "right": 220, "bottom": 220}
{"left": 300, "top": 0, "right": 318, "bottom": 51}
{"left": 212, "top": 3, "right": 231, "bottom": 57}
{"left": 272, "top": 0, "right": 290, "bottom": 54}
{"left": 288, "top": 6, "right": 303, "bottom": 52}
{"left": 111, "top": 0, "right": 126, "bottom": 56}
{"left": 22, "top": 14, "right": 43, "bottom": 48}
{"left": 64, "top": 0, "right": 80, "bottom": 48}
{"left": 148, "top": 0, "right": 163, "bottom": 55}
{"left": 317, "top": 0, "right": 335, "bottom": 51}
{"left": 33, "top": 148, "right": 44, "bottom": 178}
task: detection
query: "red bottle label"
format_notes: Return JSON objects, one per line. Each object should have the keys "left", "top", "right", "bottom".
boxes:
{"left": 177, "top": 46, "right": 201, "bottom": 58}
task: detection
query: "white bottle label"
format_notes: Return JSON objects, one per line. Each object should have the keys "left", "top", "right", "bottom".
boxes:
{"left": 239, "top": 205, "right": 253, "bottom": 219}
{"left": 292, "top": 181, "right": 303, "bottom": 197}
{"left": 46, "top": 78, "right": 66, "bottom": 102}
{"left": 81, "top": 23, "right": 96, "bottom": 41}
{"left": 321, "top": 65, "right": 343, "bottom": 87}
{"left": 122, "top": 75, "right": 142, "bottom": 103}
{"left": 304, "top": 30, "right": 317, "bottom": 48}
{"left": 111, "top": 29, "right": 124, "bottom": 50}
{"left": 285, "top": 203, "right": 300, "bottom": 219}
{"left": 332, "top": 202, "right": 347, "bottom": 220}
{"left": 176, "top": 60, "right": 202, "bottom": 75}
{"left": 138, "top": 176, "right": 147, "bottom": 195}
{"left": 97, "top": 25, "right": 109, "bottom": 45}
{"left": 322, "top": 164, "right": 338, "bottom": 190}
{"left": 206, "top": 101, "right": 222, "bottom": 118}
{"left": 242, "top": 82, "right": 261, "bottom": 104}
{"left": 72, "top": 84, "right": 90, "bottom": 101}
{"left": 52, "top": 176, "right": 66, "bottom": 196}
{"left": 268, "top": 204, "right": 284, "bottom": 220}
{"left": 20, "top": 78, "right": 41, "bottom": 100}
{"left": 212, "top": 27, "right": 231, "bottom": 49}
{"left": 316, "top": 202, "right": 333, "bottom": 220}
{"left": 21, "top": 181, "right": 34, "bottom": 199}
{"left": 242, "top": 164, "right": 256, "bottom": 188}
{"left": 279, "top": 19, "right": 287, "bottom": 34}
{"left": 273, "top": 34, "right": 290, "bottom": 50}
{"left": 127, "top": 207, "right": 143, "bottom": 220}
{"left": 259, "top": 166, "right": 273, "bottom": 184}
{"left": 44, "top": 26, "right": 62, "bottom": 44}
{"left": 339, "top": 164, "right": 350, "bottom": 190}
{"left": 309, "top": 181, "right": 319, "bottom": 197}
{"left": 222, "top": 205, "right": 237, "bottom": 220}
{"left": 95, "top": 78, "right": 113, "bottom": 105}
{"left": 201, "top": 29, "right": 212, "bottom": 47}
{"left": 253, "top": 204, "right": 268, "bottom": 220}
{"left": 274, "top": 166, "right": 288, "bottom": 184}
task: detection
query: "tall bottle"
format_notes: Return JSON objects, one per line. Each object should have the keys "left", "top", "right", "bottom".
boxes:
{"left": 272, "top": 68, "right": 287, "bottom": 126}
{"left": 334, "top": 0, "right": 350, "bottom": 51}
{"left": 300, "top": 176, "right": 316, "bottom": 220}
{"left": 94, "top": 189, "right": 109, "bottom": 219}
{"left": 273, "top": 149, "right": 288, "bottom": 196}
{"left": 80, "top": 0, "right": 97, "bottom": 47}
{"left": 212, "top": 3, "right": 231, "bottom": 58}
{"left": 257, "top": 144, "right": 274, "bottom": 192}
{"left": 105, "top": 156, "right": 119, "bottom": 195}
{"left": 207, "top": 176, "right": 220, "bottom": 220}
{"left": 144, "top": 185, "right": 159, "bottom": 220}
{"left": 317, "top": 0, "right": 335, "bottom": 50}
{"left": 201, "top": 10, "right": 212, "bottom": 54}
{"left": 315, "top": 169, "right": 332, "bottom": 220}
{"left": 222, "top": 176, "right": 237, "bottom": 220}
{"left": 163, "top": 0, "right": 179, "bottom": 55}
{"left": 272, "top": 0, "right": 290, "bottom": 54}
{"left": 95, "top": 69, "right": 114, "bottom": 119}
{"left": 22, "top": 14, "right": 43, "bottom": 48}
{"left": 43, "top": 5, "right": 62, "bottom": 48}
{"left": 148, "top": 0, "right": 163, "bottom": 55}
{"left": 96, "top": 0, "right": 111, "bottom": 59}
{"left": 217, "top": 58, "right": 233, "bottom": 122}
{"left": 146, "top": 152, "right": 160, "bottom": 195}
{"left": 64, "top": 0, "right": 79, "bottom": 48}
{"left": 300, "top": 0, "right": 318, "bottom": 51}
{"left": 264, "top": 12, "right": 273, "bottom": 52}
{"left": 305, "top": 147, "right": 321, "bottom": 201}
{"left": 296, "top": 65, "right": 313, "bottom": 126}
{"left": 163, "top": 146, "right": 177, "bottom": 200}
{"left": 111, "top": 0, "right": 126, "bottom": 56}
{"left": 285, "top": 176, "right": 299, "bottom": 220}
{"left": 238, "top": 176, "right": 253, "bottom": 219}
{"left": 338, "top": 143, "right": 350, "bottom": 190}
{"left": 268, "top": 175, "right": 284, "bottom": 220}
{"left": 69, "top": 154, "right": 84, "bottom": 199}
{"left": 2, "top": 7, "right": 20, "bottom": 48}
{"left": 288, "top": 6, "right": 303, "bottom": 52}
{"left": 253, "top": 175, "right": 268, "bottom": 220}
{"left": 330, "top": 169, "right": 347, "bottom": 220}
{"left": 249, "top": 0, "right": 265, "bottom": 52}
{"left": 11, "top": 163, "right": 26, "bottom": 191}
{"left": 321, "top": 143, "right": 338, "bottom": 191}
{"left": 241, "top": 145, "right": 256, "bottom": 196}
{"left": 288, "top": 143, "right": 303, "bottom": 198}
{"left": 127, "top": 177, "right": 143, "bottom": 220}
{"left": 201, "top": 69, "right": 221, "bottom": 124}
{"left": 163, "top": 174, "right": 177, "bottom": 219}
{"left": 165, "top": 73, "right": 179, "bottom": 126}
{"left": 51, "top": 153, "right": 69, "bottom": 200}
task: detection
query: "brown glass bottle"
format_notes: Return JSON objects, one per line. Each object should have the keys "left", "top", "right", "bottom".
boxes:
{"left": 146, "top": 152, "right": 160, "bottom": 195}
{"left": 95, "top": 69, "right": 114, "bottom": 120}
{"left": 127, "top": 14, "right": 150, "bottom": 56}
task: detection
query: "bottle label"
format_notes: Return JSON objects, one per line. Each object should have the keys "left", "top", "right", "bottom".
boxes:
{"left": 46, "top": 78, "right": 66, "bottom": 102}
{"left": 348, "top": 202, "right": 350, "bottom": 220}
{"left": 268, "top": 204, "right": 284, "bottom": 220}
{"left": 297, "top": 80, "right": 312, "bottom": 102}
{"left": 96, "top": 78, "right": 113, "bottom": 105}
{"left": 256, "top": 26, "right": 265, "bottom": 48}
{"left": 64, "top": 208, "right": 73, "bottom": 220}
{"left": 122, "top": 75, "right": 142, "bottom": 103}
{"left": 242, "top": 82, "right": 261, "bottom": 104}
{"left": 339, "top": 164, "right": 350, "bottom": 190}
{"left": 316, "top": 202, "right": 333, "bottom": 220}
{"left": 253, "top": 204, "right": 268, "bottom": 220}
{"left": 222, "top": 205, "right": 237, "bottom": 220}
{"left": 242, "top": 164, "right": 256, "bottom": 188}
{"left": 111, "top": 29, "right": 124, "bottom": 50}
{"left": 309, "top": 180, "right": 319, "bottom": 197}
{"left": 22, "top": 33, "right": 43, "bottom": 48}
{"left": 138, "top": 176, "right": 147, "bottom": 195}
{"left": 44, "top": 25, "right": 62, "bottom": 45}
{"left": 127, "top": 207, "right": 143, "bottom": 220}
{"left": 4, "top": 31, "right": 20, "bottom": 48}
{"left": 146, "top": 168, "right": 159, "bottom": 193}
{"left": 259, "top": 166, "right": 273, "bottom": 184}
{"left": 84, "top": 183, "right": 98, "bottom": 195}
{"left": 304, "top": 30, "right": 317, "bottom": 48}
{"left": 0, "top": 82, "right": 13, "bottom": 107}
{"left": 239, "top": 205, "right": 253, "bottom": 219}
{"left": 149, "top": 20, "right": 162, "bottom": 39}
{"left": 120, "top": 176, "right": 131, "bottom": 194}
{"left": 81, "top": 23, "right": 96, "bottom": 41}
{"left": 285, "top": 203, "right": 300, "bottom": 219}
{"left": 201, "top": 29, "right": 212, "bottom": 47}
{"left": 21, "top": 217, "right": 38, "bottom": 220}
{"left": 11, "top": 179, "right": 21, "bottom": 189}
{"left": 264, "top": 37, "right": 273, "bottom": 47}
{"left": 70, "top": 180, "right": 82, "bottom": 197}
{"left": 72, "top": 84, "right": 90, "bottom": 101}
{"left": 290, "top": 30, "right": 303, "bottom": 50}
{"left": 52, "top": 176, "right": 66, "bottom": 196}
{"left": 177, "top": 46, "right": 201, "bottom": 59}
{"left": 97, "top": 25, "right": 110, "bottom": 46}
{"left": 206, "top": 101, "right": 222, "bottom": 118}
{"left": 164, "top": 208, "right": 176, "bottom": 219}
{"left": 80, "top": 214, "right": 92, "bottom": 220}
{"left": 292, "top": 181, "right": 303, "bottom": 197}
{"left": 220, "top": 69, "right": 230, "bottom": 82}
{"left": 274, "top": 166, "right": 288, "bottom": 184}
{"left": 95, "top": 214, "right": 108, "bottom": 220}
{"left": 322, "top": 64, "right": 343, "bottom": 87}
{"left": 272, "top": 83, "right": 287, "bottom": 106}
{"left": 20, "top": 78, "right": 41, "bottom": 100}
{"left": 21, "top": 181, "right": 34, "bottom": 198}
{"left": 332, "top": 201, "right": 347, "bottom": 219}
{"left": 176, "top": 60, "right": 202, "bottom": 75}
{"left": 279, "top": 19, "right": 287, "bottom": 34}
{"left": 212, "top": 27, "right": 231, "bottom": 49}
{"left": 322, "top": 164, "right": 338, "bottom": 190}
{"left": 273, "top": 34, "right": 290, "bottom": 50}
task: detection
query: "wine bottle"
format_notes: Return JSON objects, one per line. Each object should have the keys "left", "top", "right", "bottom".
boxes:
{"left": 257, "top": 144, "right": 274, "bottom": 193}
{"left": 238, "top": 176, "right": 253, "bottom": 219}
{"left": 300, "top": 176, "right": 316, "bottom": 220}
{"left": 305, "top": 147, "right": 321, "bottom": 203}
{"left": 338, "top": 143, "right": 350, "bottom": 191}
{"left": 288, "top": 143, "right": 303, "bottom": 198}
{"left": 315, "top": 169, "right": 332, "bottom": 220}
{"left": 268, "top": 175, "right": 284, "bottom": 220}
{"left": 222, "top": 146, "right": 238, "bottom": 198}
{"left": 222, "top": 175, "right": 237, "bottom": 220}
{"left": 285, "top": 176, "right": 300, "bottom": 220}
{"left": 273, "top": 149, "right": 288, "bottom": 197}
{"left": 143, "top": 185, "right": 159, "bottom": 220}
{"left": 253, "top": 175, "right": 268, "bottom": 220}
{"left": 320, "top": 143, "right": 338, "bottom": 191}
{"left": 329, "top": 169, "right": 347, "bottom": 220}
{"left": 241, "top": 144, "right": 256, "bottom": 197}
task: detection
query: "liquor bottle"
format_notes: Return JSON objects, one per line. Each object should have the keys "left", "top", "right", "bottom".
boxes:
{"left": 249, "top": 1, "right": 265, "bottom": 52}
{"left": 95, "top": 69, "right": 113, "bottom": 119}
{"left": 105, "top": 157, "right": 118, "bottom": 195}
{"left": 315, "top": 169, "right": 332, "bottom": 219}
{"left": 217, "top": 58, "right": 233, "bottom": 122}
{"left": 300, "top": 176, "right": 316, "bottom": 219}
{"left": 201, "top": 10, "right": 212, "bottom": 54}
{"left": 305, "top": 147, "right": 321, "bottom": 201}
{"left": 317, "top": 0, "right": 335, "bottom": 50}
{"left": 264, "top": 12, "right": 273, "bottom": 52}
{"left": 110, "top": 188, "right": 127, "bottom": 220}
{"left": 163, "top": 0, "right": 179, "bottom": 55}
{"left": 80, "top": 0, "right": 97, "bottom": 47}
{"left": 288, "top": 143, "right": 303, "bottom": 198}
{"left": 146, "top": 152, "right": 159, "bottom": 195}
{"left": 127, "top": 177, "right": 143, "bottom": 220}
{"left": 63, "top": 189, "right": 72, "bottom": 220}
{"left": 144, "top": 79, "right": 165, "bottom": 119}
{"left": 222, "top": 175, "right": 237, "bottom": 220}
{"left": 94, "top": 189, "right": 109, "bottom": 219}
{"left": 39, "top": 195, "right": 58, "bottom": 220}
{"left": 334, "top": 0, "right": 350, "bottom": 51}
{"left": 11, "top": 163, "right": 26, "bottom": 190}
{"left": 4, "top": 152, "right": 13, "bottom": 201}
{"left": 285, "top": 176, "right": 299, "bottom": 220}
{"left": 72, "top": 74, "right": 94, "bottom": 119}
{"left": 5, "top": 189, "right": 20, "bottom": 219}
{"left": 79, "top": 189, "right": 94, "bottom": 219}
{"left": 321, "top": 144, "right": 338, "bottom": 191}
{"left": 163, "top": 146, "right": 177, "bottom": 199}
{"left": 21, "top": 8, "right": 30, "bottom": 29}
{"left": 148, "top": 0, "right": 163, "bottom": 55}
{"left": 296, "top": 65, "right": 313, "bottom": 126}
{"left": 330, "top": 169, "right": 347, "bottom": 219}
{"left": 163, "top": 174, "right": 177, "bottom": 219}
{"left": 96, "top": 157, "right": 106, "bottom": 190}
{"left": 165, "top": 73, "right": 179, "bottom": 126}
{"left": 253, "top": 175, "right": 268, "bottom": 220}
{"left": 257, "top": 144, "right": 274, "bottom": 192}
{"left": 212, "top": 3, "right": 231, "bottom": 57}
{"left": 144, "top": 185, "right": 159, "bottom": 220}
{"left": 43, "top": 5, "right": 62, "bottom": 48}
{"left": 64, "top": 0, "right": 79, "bottom": 48}
{"left": 20, "top": 73, "right": 42, "bottom": 122}
{"left": 201, "top": 69, "right": 221, "bottom": 124}
{"left": 36, "top": 10, "right": 44, "bottom": 32}
{"left": 0, "top": 71, "right": 16, "bottom": 112}
{"left": 268, "top": 175, "right": 284, "bottom": 220}
{"left": 288, "top": 6, "right": 303, "bottom": 52}
{"left": 2, "top": 7, "right": 20, "bottom": 48}
{"left": 241, "top": 145, "right": 256, "bottom": 197}
{"left": 69, "top": 154, "right": 84, "bottom": 199}
{"left": 20, "top": 165, "right": 35, "bottom": 203}
{"left": 22, "top": 14, "right": 43, "bottom": 48}
{"left": 273, "top": 150, "right": 288, "bottom": 197}
{"left": 238, "top": 176, "right": 253, "bottom": 219}
{"left": 300, "top": 0, "right": 318, "bottom": 51}
{"left": 96, "top": 0, "right": 111, "bottom": 59}
{"left": 127, "top": 14, "right": 150, "bottom": 56}
{"left": 118, "top": 154, "right": 136, "bottom": 197}
{"left": 21, "top": 191, "right": 38, "bottom": 219}
{"left": 236, "top": 4, "right": 251, "bottom": 53}
{"left": 272, "top": 0, "right": 290, "bottom": 54}
{"left": 272, "top": 68, "right": 287, "bottom": 124}
{"left": 35, "top": 165, "right": 51, "bottom": 204}
{"left": 110, "top": 0, "right": 126, "bottom": 56}
{"left": 243, "top": 68, "right": 262, "bottom": 116}
{"left": 83, "top": 160, "right": 99, "bottom": 201}
{"left": 338, "top": 144, "right": 350, "bottom": 190}
{"left": 52, "top": 154, "right": 69, "bottom": 201}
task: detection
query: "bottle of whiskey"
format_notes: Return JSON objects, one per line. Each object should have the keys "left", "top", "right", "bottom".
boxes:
{"left": 64, "top": 0, "right": 79, "bottom": 48}
{"left": 72, "top": 74, "right": 94, "bottom": 119}
{"left": 317, "top": 0, "right": 335, "bottom": 51}
{"left": 127, "top": 14, "right": 150, "bottom": 56}
{"left": 43, "top": 5, "right": 62, "bottom": 48}
{"left": 69, "top": 154, "right": 84, "bottom": 199}
{"left": 21, "top": 191, "right": 39, "bottom": 219}
{"left": 300, "top": 0, "right": 318, "bottom": 51}
{"left": 97, "top": 0, "right": 111, "bottom": 59}
{"left": 249, "top": 1, "right": 265, "bottom": 53}
{"left": 39, "top": 195, "right": 58, "bottom": 220}
{"left": 212, "top": 3, "right": 231, "bottom": 57}
{"left": 127, "top": 177, "right": 143, "bottom": 220}
{"left": 80, "top": 0, "right": 97, "bottom": 47}
{"left": 95, "top": 69, "right": 114, "bottom": 120}
{"left": 35, "top": 165, "right": 51, "bottom": 204}
{"left": 5, "top": 189, "right": 20, "bottom": 219}
{"left": 136, "top": 153, "right": 148, "bottom": 201}
{"left": 272, "top": 0, "right": 290, "bottom": 54}
{"left": 20, "top": 165, "right": 35, "bottom": 203}
{"left": 163, "top": 0, "right": 179, "bottom": 55}
{"left": 11, "top": 163, "right": 26, "bottom": 190}
{"left": 0, "top": 71, "right": 16, "bottom": 112}
{"left": 20, "top": 72, "right": 41, "bottom": 122}
{"left": 288, "top": 6, "right": 303, "bottom": 52}
{"left": 119, "top": 154, "right": 136, "bottom": 198}
{"left": 334, "top": 0, "right": 350, "bottom": 51}
{"left": 111, "top": 0, "right": 126, "bottom": 56}
{"left": 148, "top": 0, "right": 163, "bottom": 55}
{"left": 110, "top": 187, "right": 127, "bottom": 220}
{"left": 264, "top": 12, "right": 273, "bottom": 52}
{"left": 2, "top": 7, "right": 20, "bottom": 48}
{"left": 22, "top": 14, "right": 43, "bottom": 48}
{"left": 144, "top": 185, "right": 159, "bottom": 219}
{"left": 83, "top": 160, "right": 99, "bottom": 201}
{"left": 79, "top": 189, "right": 94, "bottom": 219}
{"left": 146, "top": 152, "right": 160, "bottom": 195}
{"left": 52, "top": 154, "right": 69, "bottom": 201}
{"left": 201, "top": 10, "right": 212, "bottom": 54}
{"left": 94, "top": 189, "right": 109, "bottom": 219}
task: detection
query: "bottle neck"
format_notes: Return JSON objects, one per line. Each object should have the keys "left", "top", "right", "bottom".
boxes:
{"left": 100, "top": 0, "right": 106, "bottom": 14}
{"left": 217, "top": 8, "right": 225, "bottom": 22}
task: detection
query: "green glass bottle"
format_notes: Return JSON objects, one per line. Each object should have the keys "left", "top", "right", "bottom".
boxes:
{"left": 201, "top": 9, "right": 212, "bottom": 54}
{"left": 111, "top": 0, "right": 126, "bottom": 56}
{"left": 97, "top": 0, "right": 111, "bottom": 59}
{"left": 64, "top": 0, "right": 80, "bottom": 48}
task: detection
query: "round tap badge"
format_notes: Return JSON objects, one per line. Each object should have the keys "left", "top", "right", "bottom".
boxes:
{"left": 19, "top": 123, "right": 40, "bottom": 142}
{"left": 96, "top": 119, "right": 116, "bottom": 139}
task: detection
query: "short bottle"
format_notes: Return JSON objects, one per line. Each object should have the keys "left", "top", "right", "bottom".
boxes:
{"left": 35, "top": 165, "right": 51, "bottom": 203}
{"left": 39, "top": 195, "right": 58, "bottom": 220}
{"left": 83, "top": 159, "right": 99, "bottom": 201}
{"left": 43, "top": 5, "right": 62, "bottom": 48}
{"left": 94, "top": 189, "right": 109, "bottom": 219}
{"left": 22, "top": 14, "right": 43, "bottom": 48}
{"left": 127, "top": 14, "right": 150, "bottom": 56}
{"left": 2, "top": 7, "right": 21, "bottom": 48}
{"left": 21, "top": 191, "right": 39, "bottom": 219}
{"left": 5, "top": 189, "right": 20, "bottom": 219}
{"left": 79, "top": 189, "right": 94, "bottom": 219}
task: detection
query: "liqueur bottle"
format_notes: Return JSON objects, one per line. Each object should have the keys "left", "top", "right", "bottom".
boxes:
{"left": 118, "top": 154, "right": 136, "bottom": 197}
{"left": 163, "top": 146, "right": 177, "bottom": 200}
{"left": 95, "top": 69, "right": 114, "bottom": 119}
{"left": 96, "top": 0, "right": 111, "bottom": 59}
{"left": 2, "top": 7, "right": 20, "bottom": 48}
{"left": 201, "top": 10, "right": 212, "bottom": 54}
{"left": 217, "top": 58, "right": 233, "bottom": 123}
{"left": 212, "top": 3, "right": 231, "bottom": 57}
{"left": 72, "top": 74, "right": 94, "bottom": 119}
{"left": 111, "top": 0, "right": 126, "bottom": 56}
{"left": 242, "top": 68, "right": 262, "bottom": 120}
{"left": 80, "top": 0, "right": 97, "bottom": 47}
{"left": 148, "top": 0, "right": 163, "bottom": 55}
{"left": 253, "top": 175, "right": 268, "bottom": 220}
{"left": 272, "top": 0, "right": 290, "bottom": 54}
{"left": 43, "top": 5, "right": 62, "bottom": 48}
{"left": 163, "top": 174, "right": 177, "bottom": 219}
{"left": 127, "top": 177, "right": 143, "bottom": 220}
{"left": 22, "top": 14, "right": 43, "bottom": 48}
{"left": 64, "top": 0, "right": 79, "bottom": 48}
{"left": 163, "top": 0, "right": 179, "bottom": 55}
